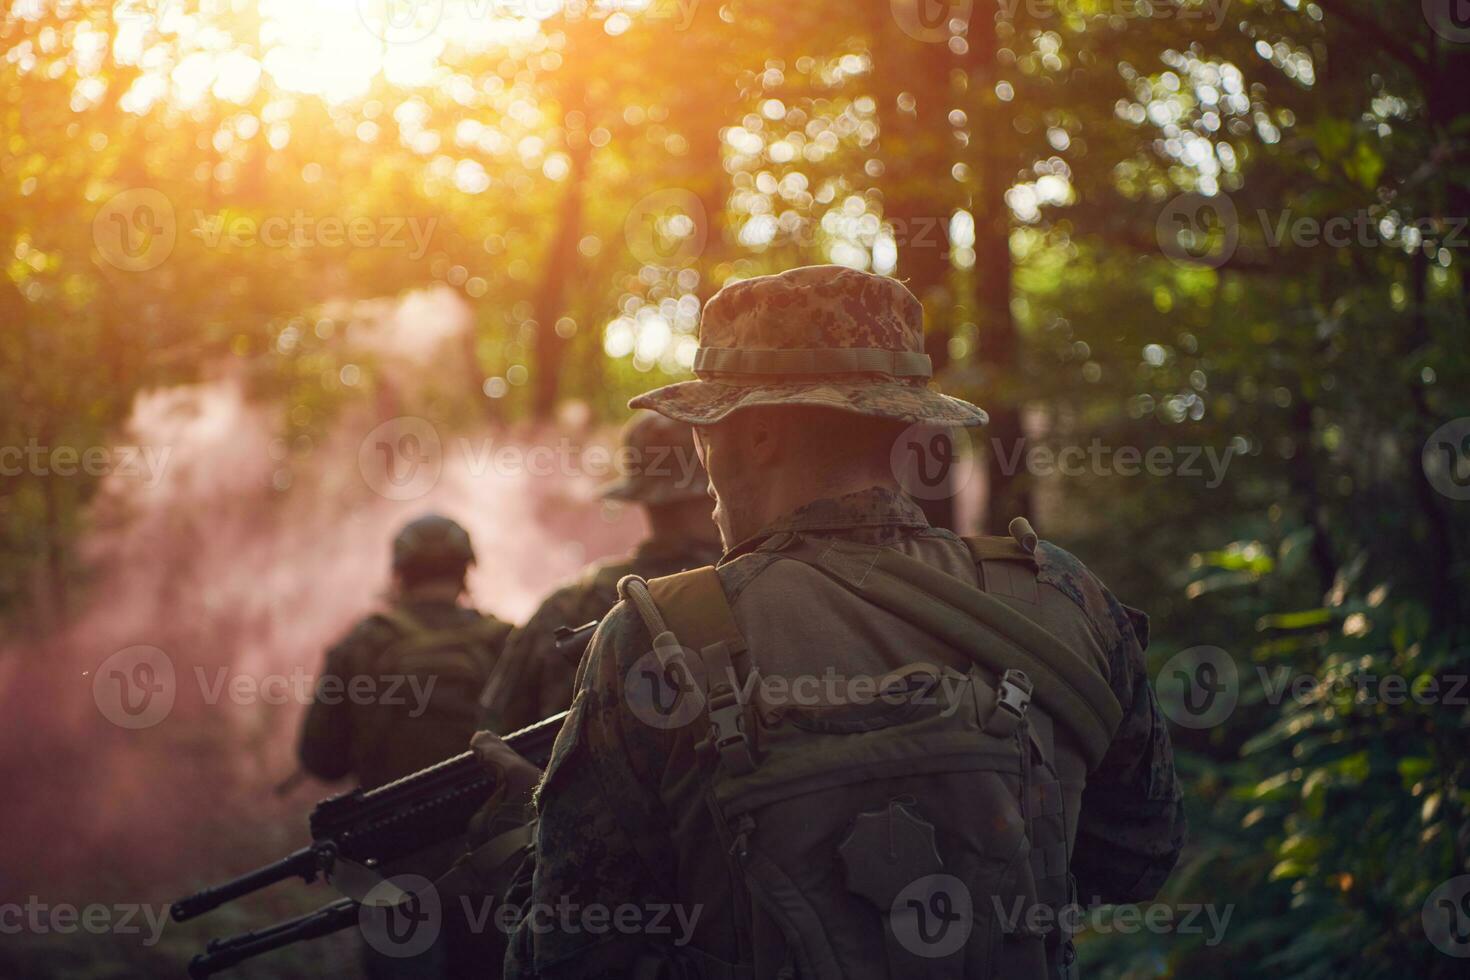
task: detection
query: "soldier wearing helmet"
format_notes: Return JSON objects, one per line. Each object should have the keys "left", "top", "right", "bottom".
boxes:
{"left": 477, "top": 412, "right": 721, "bottom": 733}
{"left": 298, "top": 514, "right": 512, "bottom": 791}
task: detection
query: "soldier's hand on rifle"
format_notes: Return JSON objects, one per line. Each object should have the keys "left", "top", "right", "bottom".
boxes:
{"left": 470, "top": 729, "right": 542, "bottom": 808}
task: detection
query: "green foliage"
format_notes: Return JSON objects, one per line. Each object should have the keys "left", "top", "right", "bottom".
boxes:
{"left": 2, "top": 1, "right": 1468, "bottom": 976}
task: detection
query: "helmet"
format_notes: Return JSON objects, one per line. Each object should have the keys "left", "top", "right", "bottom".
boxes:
{"left": 391, "top": 514, "right": 475, "bottom": 577}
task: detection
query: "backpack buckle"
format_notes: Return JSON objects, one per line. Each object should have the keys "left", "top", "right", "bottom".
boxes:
{"left": 987, "top": 668, "right": 1033, "bottom": 738}
{"left": 706, "top": 685, "right": 756, "bottom": 775}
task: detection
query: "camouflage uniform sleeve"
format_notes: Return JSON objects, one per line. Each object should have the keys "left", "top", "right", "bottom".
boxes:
{"left": 297, "top": 625, "right": 375, "bottom": 781}
{"left": 482, "top": 614, "right": 555, "bottom": 735}
{"left": 483, "top": 577, "right": 613, "bottom": 733}
{"left": 1037, "top": 545, "right": 1187, "bottom": 905}
{"left": 500, "top": 604, "right": 679, "bottom": 980}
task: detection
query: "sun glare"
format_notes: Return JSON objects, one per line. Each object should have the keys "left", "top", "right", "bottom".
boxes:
{"left": 108, "top": 0, "right": 546, "bottom": 109}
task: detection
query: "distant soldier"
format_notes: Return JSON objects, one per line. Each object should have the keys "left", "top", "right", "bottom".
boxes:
{"left": 299, "top": 514, "right": 512, "bottom": 791}
{"left": 477, "top": 412, "right": 721, "bottom": 733}
{"left": 465, "top": 265, "right": 1186, "bottom": 979}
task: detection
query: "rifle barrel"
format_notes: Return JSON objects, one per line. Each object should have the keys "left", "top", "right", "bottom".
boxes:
{"left": 187, "top": 898, "right": 359, "bottom": 979}
{"left": 171, "top": 844, "right": 328, "bottom": 923}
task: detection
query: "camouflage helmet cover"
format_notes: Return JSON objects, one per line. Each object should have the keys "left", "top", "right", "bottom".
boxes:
{"left": 392, "top": 514, "right": 476, "bottom": 574}
{"left": 629, "top": 264, "right": 987, "bottom": 427}
{"left": 598, "top": 411, "right": 709, "bottom": 506}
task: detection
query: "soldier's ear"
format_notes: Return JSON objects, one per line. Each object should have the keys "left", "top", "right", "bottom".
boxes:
{"left": 745, "top": 410, "right": 783, "bottom": 467}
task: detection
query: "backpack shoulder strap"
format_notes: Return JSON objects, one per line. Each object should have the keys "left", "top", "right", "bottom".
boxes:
{"left": 643, "top": 566, "right": 743, "bottom": 652}
{"left": 373, "top": 606, "right": 424, "bottom": 638}
{"left": 961, "top": 534, "right": 1036, "bottom": 565}
{"left": 780, "top": 536, "right": 1121, "bottom": 770}
{"left": 962, "top": 533, "right": 1040, "bottom": 604}
{"left": 618, "top": 568, "right": 757, "bottom": 775}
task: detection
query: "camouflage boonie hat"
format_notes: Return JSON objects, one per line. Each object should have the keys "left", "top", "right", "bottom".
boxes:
{"left": 629, "top": 265, "right": 986, "bottom": 427}
{"left": 598, "top": 411, "right": 709, "bottom": 506}
{"left": 392, "top": 514, "right": 476, "bottom": 574}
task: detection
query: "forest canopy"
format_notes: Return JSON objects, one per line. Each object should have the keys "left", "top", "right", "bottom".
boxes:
{"left": 3, "top": 1, "right": 1469, "bottom": 977}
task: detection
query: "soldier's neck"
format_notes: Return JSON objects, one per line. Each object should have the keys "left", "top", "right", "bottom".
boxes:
{"left": 396, "top": 579, "right": 465, "bottom": 605}
{"left": 744, "top": 470, "right": 902, "bottom": 541}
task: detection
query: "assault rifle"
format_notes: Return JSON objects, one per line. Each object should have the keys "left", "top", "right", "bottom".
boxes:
{"left": 172, "top": 710, "right": 566, "bottom": 978}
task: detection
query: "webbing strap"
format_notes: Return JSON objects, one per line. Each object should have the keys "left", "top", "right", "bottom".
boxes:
{"left": 643, "top": 566, "right": 744, "bottom": 651}
{"left": 622, "top": 568, "right": 757, "bottom": 775}
{"left": 694, "top": 346, "right": 933, "bottom": 380}
{"left": 374, "top": 606, "right": 423, "bottom": 638}
{"left": 786, "top": 540, "right": 1122, "bottom": 770}
{"left": 962, "top": 535, "right": 1036, "bottom": 565}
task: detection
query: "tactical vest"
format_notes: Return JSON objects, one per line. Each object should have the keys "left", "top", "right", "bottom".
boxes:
{"left": 351, "top": 608, "right": 512, "bottom": 789}
{"left": 618, "top": 521, "right": 1121, "bottom": 980}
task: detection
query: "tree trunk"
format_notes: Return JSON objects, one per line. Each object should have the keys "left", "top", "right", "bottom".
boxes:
{"left": 961, "top": 15, "right": 1030, "bottom": 531}
{"left": 530, "top": 138, "right": 592, "bottom": 419}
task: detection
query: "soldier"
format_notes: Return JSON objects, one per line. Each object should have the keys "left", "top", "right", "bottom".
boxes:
{"left": 298, "top": 514, "right": 512, "bottom": 791}
{"left": 461, "top": 266, "right": 1186, "bottom": 979}
{"left": 477, "top": 411, "right": 721, "bottom": 734}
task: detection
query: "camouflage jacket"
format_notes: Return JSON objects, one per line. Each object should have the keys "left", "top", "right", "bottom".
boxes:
{"left": 298, "top": 599, "right": 509, "bottom": 790}
{"left": 487, "top": 488, "right": 1185, "bottom": 978}
{"left": 478, "top": 536, "right": 723, "bottom": 734}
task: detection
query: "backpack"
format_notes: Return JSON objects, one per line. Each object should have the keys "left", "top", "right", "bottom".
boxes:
{"left": 352, "top": 608, "right": 512, "bottom": 787}
{"left": 616, "top": 527, "right": 1122, "bottom": 980}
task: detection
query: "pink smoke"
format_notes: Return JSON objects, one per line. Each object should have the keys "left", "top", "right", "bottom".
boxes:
{"left": 0, "top": 370, "right": 645, "bottom": 903}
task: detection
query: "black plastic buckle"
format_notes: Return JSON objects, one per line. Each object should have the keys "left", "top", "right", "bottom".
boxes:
{"left": 986, "top": 668, "right": 1033, "bottom": 737}
{"left": 706, "top": 687, "right": 755, "bottom": 774}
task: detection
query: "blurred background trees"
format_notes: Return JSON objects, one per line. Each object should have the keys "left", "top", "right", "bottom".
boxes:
{"left": 3, "top": 1, "right": 1468, "bottom": 976}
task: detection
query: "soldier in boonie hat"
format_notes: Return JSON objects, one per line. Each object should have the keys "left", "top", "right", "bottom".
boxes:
{"left": 630, "top": 264, "right": 987, "bottom": 427}
{"left": 598, "top": 411, "right": 710, "bottom": 506}
{"left": 477, "top": 412, "right": 718, "bottom": 734}
{"left": 459, "top": 265, "right": 1183, "bottom": 980}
